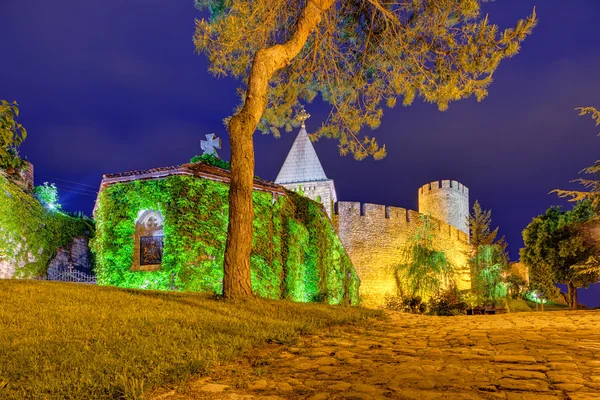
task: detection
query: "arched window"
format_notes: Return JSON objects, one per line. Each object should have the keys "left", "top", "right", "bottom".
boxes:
{"left": 131, "top": 210, "right": 164, "bottom": 271}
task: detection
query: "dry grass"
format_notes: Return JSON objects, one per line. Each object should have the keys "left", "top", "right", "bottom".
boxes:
{"left": 0, "top": 280, "right": 382, "bottom": 399}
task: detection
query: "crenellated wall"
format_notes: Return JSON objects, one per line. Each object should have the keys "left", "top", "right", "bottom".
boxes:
{"left": 419, "top": 180, "right": 469, "bottom": 234}
{"left": 336, "top": 201, "right": 470, "bottom": 308}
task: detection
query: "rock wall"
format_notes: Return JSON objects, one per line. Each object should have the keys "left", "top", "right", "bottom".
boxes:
{"left": 1, "top": 236, "right": 92, "bottom": 279}
{"left": 47, "top": 237, "right": 93, "bottom": 276}
{"left": 336, "top": 202, "right": 470, "bottom": 308}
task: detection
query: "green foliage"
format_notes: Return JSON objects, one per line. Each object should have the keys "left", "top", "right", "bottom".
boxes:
{"left": 194, "top": 1, "right": 536, "bottom": 160}
{"left": 470, "top": 244, "right": 508, "bottom": 306}
{"left": 190, "top": 153, "right": 231, "bottom": 170}
{"left": 33, "top": 182, "right": 61, "bottom": 210}
{"left": 504, "top": 273, "right": 528, "bottom": 299}
{"left": 0, "top": 100, "right": 27, "bottom": 173}
{"left": 91, "top": 177, "right": 359, "bottom": 305}
{"left": 0, "top": 176, "right": 92, "bottom": 277}
{"left": 396, "top": 216, "right": 454, "bottom": 300}
{"left": 469, "top": 200, "right": 500, "bottom": 248}
{"left": 0, "top": 280, "right": 382, "bottom": 399}
{"left": 520, "top": 201, "right": 600, "bottom": 307}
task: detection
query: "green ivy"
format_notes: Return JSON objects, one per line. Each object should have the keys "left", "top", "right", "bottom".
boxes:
{"left": 91, "top": 176, "right": 359, "bottom": 305}
{"left": 0, "top": 175, "right": 93, "bottom": 277}
{"left": 190, "top": 153, "right": 231, "bottom": 170}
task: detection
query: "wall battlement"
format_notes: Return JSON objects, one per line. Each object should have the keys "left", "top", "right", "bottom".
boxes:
{"left": 419, "top": 180, "right": 469, "bottom": 196}
{"left": 336, "top": 201, "right": 469, "bottom": 243}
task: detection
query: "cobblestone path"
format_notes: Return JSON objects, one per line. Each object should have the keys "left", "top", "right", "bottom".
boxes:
{"left": 153, "top": 311, "right": 600, "bottom": 400}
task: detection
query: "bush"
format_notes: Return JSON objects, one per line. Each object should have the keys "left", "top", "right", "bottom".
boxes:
{"left": 429, "top": 286, "right": 468, "bottom": 316}
{"left": 190, "top": 153, "right": 231, "bottom": 170}
{"left": 383, "top": 294, "right": 426, "bottom": 314}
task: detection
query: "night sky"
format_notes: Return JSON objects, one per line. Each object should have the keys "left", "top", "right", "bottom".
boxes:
{"left": 2, "top": 1, "right": 600, "bottom": 306}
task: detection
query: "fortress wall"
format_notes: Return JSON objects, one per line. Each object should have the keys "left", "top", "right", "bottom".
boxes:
{"left": 337, "top": 202, "right": 470, "bottom": 308}
{"left": 418, "top": 180, "right": 469, "bottom": 234}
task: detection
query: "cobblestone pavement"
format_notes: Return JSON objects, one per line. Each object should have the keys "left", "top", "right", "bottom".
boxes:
{"left": 153, "top": 311, "right": 600, "bottom": 400}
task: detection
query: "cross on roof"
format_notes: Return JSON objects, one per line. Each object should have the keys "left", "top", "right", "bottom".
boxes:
{"left": 297, "top": 109, "right": 311, "bottom": 128}
{"left": 200, "top": 133, "right": 222, "bottom": 158}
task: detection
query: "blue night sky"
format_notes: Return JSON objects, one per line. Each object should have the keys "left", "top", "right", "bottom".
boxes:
{"left": 2, "top": 1, "right": 600, "bottom": 306}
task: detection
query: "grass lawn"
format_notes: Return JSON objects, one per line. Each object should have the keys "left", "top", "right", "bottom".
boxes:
{"left": 0, "top": 280, "right": 383, "bottom": 399}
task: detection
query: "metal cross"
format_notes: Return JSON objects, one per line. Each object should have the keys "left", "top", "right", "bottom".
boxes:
{"left": 200, "top": 133, "right": 222, "bottom": 158}
{"left": 296, "top": 108, "right": 311, "bottom": 128}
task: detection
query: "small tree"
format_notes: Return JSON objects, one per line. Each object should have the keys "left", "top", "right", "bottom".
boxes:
{"left": 467, "top": 201, "right": 509, "bottom": 305}
{"left": 0, "top": 100, "right": 27, "bottom": 174}
{"left": 470, "top": 244, "right": 507, "bottom": 305}
{"left": 193, "top": 1, "right": 537, "bottom": 299}
{"left": 34, "top": 182, "right": 61, "bottom": 211}
{"left": 520, "top": 201, "right": 600, "bottom": 309}
{"left": 397, "top": 216, "right": 453, "bottom": 304}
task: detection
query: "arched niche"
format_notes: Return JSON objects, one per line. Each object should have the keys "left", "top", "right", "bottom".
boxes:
{"left": 131, "top": 209, "right": 164, "bottom": 271}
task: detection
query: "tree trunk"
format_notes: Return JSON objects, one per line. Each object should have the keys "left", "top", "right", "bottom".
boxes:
{"left": 222, "top": 0, "right": 335, "bottom": 300}
{"left": 566, "top": 281, "right": 578, "bottom": 310}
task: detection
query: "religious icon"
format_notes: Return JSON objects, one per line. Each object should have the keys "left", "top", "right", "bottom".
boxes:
{"left": 140, "top": 236, "right": 164, "bottom": 265}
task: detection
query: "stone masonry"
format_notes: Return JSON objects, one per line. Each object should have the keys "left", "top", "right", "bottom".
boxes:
{"left": 336, "top": 202, "right": 470, "bottom": 308}
{"left": 275, "top": 123, "right": 473, "bottom": 307}
{"left": 154, "top": 310, "right": 600, "bottom": 400}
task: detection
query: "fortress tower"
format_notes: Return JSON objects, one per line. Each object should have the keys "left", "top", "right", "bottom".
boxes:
{"left": 418, "top": 180, "right": 469, "bottom": 234}
{"left": 275, "top": 118, "right": 337, "bottom": 218}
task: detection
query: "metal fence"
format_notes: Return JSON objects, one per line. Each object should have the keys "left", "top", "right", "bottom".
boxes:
{"left": 45, "top": 268, "right": 97, "bottom": 284}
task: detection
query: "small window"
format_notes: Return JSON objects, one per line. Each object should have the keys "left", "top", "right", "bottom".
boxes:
{"left": 132, "top": 210, "right": 164, "bottom": 271}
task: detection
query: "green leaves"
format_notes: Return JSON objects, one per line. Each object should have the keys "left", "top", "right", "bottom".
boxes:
{"left": 520, "top": 201, "right": 600, "bottom": 302}
{"left": 0, "top": 100, "right": 27, "bottom": 173}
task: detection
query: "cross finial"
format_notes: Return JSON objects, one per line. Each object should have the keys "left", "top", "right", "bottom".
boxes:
{"left": 200, "top": 133, "right": 222, "bottom": 158}
{"left": 296, "top": 108, "right": 311, "bottom": 128}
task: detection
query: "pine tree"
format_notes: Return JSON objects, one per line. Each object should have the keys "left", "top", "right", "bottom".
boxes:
{"left": 193, "top": 0, "right": 537, "bottom": 299}
{"left": 553, "top": 107, "right": 600, "bottom": 208}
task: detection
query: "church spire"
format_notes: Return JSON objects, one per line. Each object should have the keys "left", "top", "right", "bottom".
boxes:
{"left": 275, "top": 118, "right": 328, "bottom": 185}
{"left": 275, "top": 110, "right": 337, "bottom": 218}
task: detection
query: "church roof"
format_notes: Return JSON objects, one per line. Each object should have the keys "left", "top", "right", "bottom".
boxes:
{"left": 95, "top": 162, "right": 287, "bottom": 215}
{"left": 275, "top": 125, "right": 329, "bottom": 184}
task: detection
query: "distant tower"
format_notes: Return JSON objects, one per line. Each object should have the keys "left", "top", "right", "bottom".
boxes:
{"left": 275, "top": 111, "right": 337, "bottom": 218}
{"left": 418, "top": 180, "right": 469, "bottom": 234}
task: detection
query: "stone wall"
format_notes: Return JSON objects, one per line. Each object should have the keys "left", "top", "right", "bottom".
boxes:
{"left": 336, "top": 202, "right": 470, "bottom": 308}
{"left": 1, "top": 236, "right": 92, "bottom": 279}
{"left": 418, "top": 180, "right": 469, "bottom": 234}
{"left": 281, "top": 180, "right": 336, "bottom": 218}
{"left": 46, "top": 237, "right": 93, "bottom": 276}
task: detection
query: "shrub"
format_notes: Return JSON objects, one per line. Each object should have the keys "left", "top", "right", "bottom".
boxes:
{"left": 190, "top": 153, "right": 231, "bottom": 170}
{"left": 383, "top": 294, "right": 426, "bottom": 314}
{"left": 429, "top": 286, "right": 468, "bottom": 316}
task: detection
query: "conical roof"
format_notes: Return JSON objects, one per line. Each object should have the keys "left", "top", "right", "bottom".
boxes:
{"left": 275, "top": 125, "right": 329, "bottom": 184}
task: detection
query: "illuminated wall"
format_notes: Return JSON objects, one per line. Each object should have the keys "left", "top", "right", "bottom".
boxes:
{"left": 336, "top": 201, "right": 470, "bottom": 308}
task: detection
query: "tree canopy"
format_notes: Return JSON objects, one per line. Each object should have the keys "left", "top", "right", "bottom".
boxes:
{"left": 195, "top": 0, "right": 537, "bottom": 160}
{"left": 520, "top": 201, "right": 600, "bottom": 309}
{"left": 192, "top": 0, "right": 536, "bottom": 299}
{"left": 0, "top": 100, "right": 27, "bottom": 173}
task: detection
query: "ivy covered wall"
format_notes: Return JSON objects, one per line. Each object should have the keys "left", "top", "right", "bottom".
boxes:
{"left": 0, "top": 175, "right": 93, "bottom": 278}
{"left": 91, "top": 176, "right": 359, "bottom": 305}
